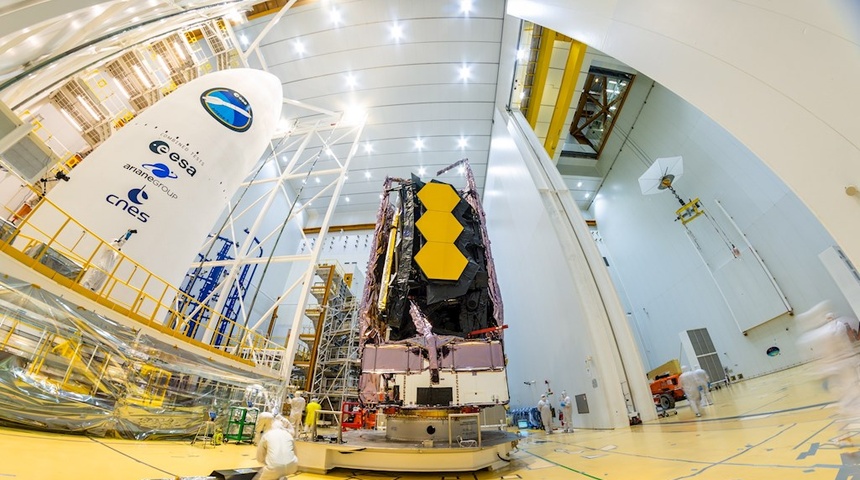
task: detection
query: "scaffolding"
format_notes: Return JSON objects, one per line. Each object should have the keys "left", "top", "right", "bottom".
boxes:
{"left": 48, "top": 78, "right": 112, "bottom": 147}
{"left": 306, "top": 263, "right": 360, "bottom": 412}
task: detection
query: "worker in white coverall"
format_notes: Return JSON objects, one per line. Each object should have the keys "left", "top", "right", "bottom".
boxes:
{"left": 678, "top": 366, "right": 702, "bottom": 417}
{"left": 254, "top": 411, "right": 274, "bottom": 445}
{"left": 253, "top": 420, "right": 298, "bottom": 480}
{"left": 797, "top": 302, "right": 860, "bottom": 420}
{"left": 560, "top": 391, "right": 574, "bottom": 433}
{"left": 288, "top": 393, "right": 306, "bottom": 434}
{"left": 80, "top": 238, "right": 124, "bottom": 291}
{"left": 537, "top": 394, "right": 553, "bottom": 434}
{"left": 693, "top": 367, "right": 713, "bottom": 407}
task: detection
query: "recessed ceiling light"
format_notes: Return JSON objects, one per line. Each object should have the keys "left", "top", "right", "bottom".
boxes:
{"left": 363, "top": 142, "right": 373, "bottom": 153}
{"left": 330, "top": 8, "right": 341, "bottom": 25}
{"left": 365, "top": 171, "right": 372, "bottom": 179}
{"left": 459, "top": 65, "right": 471, "bottom": 81}
{"left": 458, "top": 137, "right": 468, "bottom": 149}
{"left": 239, "top": 34, "right": 249, "bottom": 46}
{"left": 414, "top": 138, "right": 424, "bottom": 150}
{"left": 379, "top": 194, "right": 383, "bottom": 199}
{"left": 585, "top": 192, "right": 591, "bottom": 198}
{"left": 516, "top": 48, "right": 526, "bottom": 61}
{"left": 457, "top": 165, "right": 465, "bottom": 175}
{"left": 315, "top": 177, "right": 321, "bottom": 183}
{"left": 418, "top": 167, "right": 426, "bottom": 175}
{"left": 391, "top": 23, "right": 403, "bottom": 41}
{"left": 325, "top": 147, "right": 333, "bottom": 156}
{"left": 460, "top": 0, "right": 472, "bottom": 14}
{"left": 294, "top": 39, "right": 305, "bottom": 55}
{"left": 577, "top": 181, "right": 582, "bottom": 187}
{"left": 345, "top": 196, "right": 350, "bottom": 203}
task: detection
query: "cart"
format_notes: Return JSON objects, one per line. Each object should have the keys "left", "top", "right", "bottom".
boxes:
{"left": 224, "top": 406, "right": 258, "bottom": 444}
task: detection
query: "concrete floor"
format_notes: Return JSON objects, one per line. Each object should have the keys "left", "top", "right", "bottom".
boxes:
{"left": 1, "top": 363, "right": 857, "bottom": 479}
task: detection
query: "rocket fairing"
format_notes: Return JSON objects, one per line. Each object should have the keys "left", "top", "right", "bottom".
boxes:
{"left": 26, "top": 69, "right": 283, "bottom": 289}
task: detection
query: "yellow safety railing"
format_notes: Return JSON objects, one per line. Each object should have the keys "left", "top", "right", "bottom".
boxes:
{"left": 0, "top": 192, "right": 286, "bottom": 373}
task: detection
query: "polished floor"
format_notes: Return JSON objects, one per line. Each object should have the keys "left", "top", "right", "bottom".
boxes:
{"left": 2, "top": 364, "right": 858, "bottom": 479}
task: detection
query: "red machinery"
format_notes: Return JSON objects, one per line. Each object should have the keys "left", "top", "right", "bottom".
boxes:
{"left": 650, "top": 373, "right": 686, "bottom": 410}
{"left": 341, "top": 402, "right": 376, "bottom": 430}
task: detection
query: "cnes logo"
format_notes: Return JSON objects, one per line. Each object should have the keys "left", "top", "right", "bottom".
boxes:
{"left": 148, "top": 140, "right": 197, "bottom": 177}
{"left": 106, "top": 185, "right": 150, "bottom": 223}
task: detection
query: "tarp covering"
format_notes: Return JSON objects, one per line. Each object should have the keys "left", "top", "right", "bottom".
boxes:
{"left": 0, "top": 274, "right": 278, "bottom": 439}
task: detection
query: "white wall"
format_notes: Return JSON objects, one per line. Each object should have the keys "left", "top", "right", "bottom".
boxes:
{"left": 591, "top": 82, "right": 852, "bottom": 378}
{"left": 508, "top": 0, "right": 860, "bottom": 292}
{"left": 484, "top": 107, "right": 651, "bottom": 428}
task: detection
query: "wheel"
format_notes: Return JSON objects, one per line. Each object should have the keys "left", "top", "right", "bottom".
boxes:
{"left": 659, "top": 394, "right": 675, "bottom": 410}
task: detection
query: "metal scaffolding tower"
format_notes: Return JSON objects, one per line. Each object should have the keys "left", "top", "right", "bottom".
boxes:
{"left": 302, "top": 263, "right": 360, "bottom": 412}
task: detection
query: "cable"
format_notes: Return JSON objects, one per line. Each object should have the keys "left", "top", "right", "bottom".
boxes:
{"left": 86, "top": 436, "right": 176, "bottom": 477}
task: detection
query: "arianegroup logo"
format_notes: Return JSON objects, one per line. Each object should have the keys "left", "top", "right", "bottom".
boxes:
{"left": 200, "top": 87, "right": 253, "bottom": 132}
{"left": 142, "top": 162, "right": 178, "bottom": 179}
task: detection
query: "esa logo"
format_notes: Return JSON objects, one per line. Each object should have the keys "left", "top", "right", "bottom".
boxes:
{"left": 148, "top": 140, "right": 197, "bottom": 177}
{"left": 200, "top": 87, "right": 253, "bottom": 132}
{"left": 106, "top": 185, "right": 150, "bottom": 223}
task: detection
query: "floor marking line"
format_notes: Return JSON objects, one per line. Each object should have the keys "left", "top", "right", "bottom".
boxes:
{"left": 644, "top": 401, "right": 833, "bottom": 425}
{"left": 671, "top": 423, "right": 797, "bottom": 479}
{"left": 793, "top": 420, "right": 835, "bottom": 450}
{"left": 521, "top": 450, "right": 602, "bottom": 479}
{"left": 86, "top": 436, "right": 176, "bottom": 477}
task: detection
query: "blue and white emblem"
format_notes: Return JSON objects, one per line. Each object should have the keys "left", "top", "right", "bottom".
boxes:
{"left": 200, "top": 87, "right": 253, "bottom": 132}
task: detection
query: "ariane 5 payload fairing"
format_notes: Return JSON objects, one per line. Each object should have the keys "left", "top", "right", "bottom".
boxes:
{"left": 357, "top": 160, "right": 508, "bottom": 442}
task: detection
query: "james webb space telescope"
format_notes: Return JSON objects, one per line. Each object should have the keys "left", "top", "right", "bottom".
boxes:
{"left": 357, "top": 160, "right": 509, "bottom": 442}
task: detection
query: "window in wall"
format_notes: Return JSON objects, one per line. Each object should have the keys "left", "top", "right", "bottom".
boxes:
{"left": 565, "top": 67, "right": 635, "bottom": 158}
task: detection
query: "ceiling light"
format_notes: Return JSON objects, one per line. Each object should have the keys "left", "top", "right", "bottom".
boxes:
{"left": 345, "top": 196, "right": 350, "bottom": 203}
{"left": 364, "top": 142, "right": 373, "bottom": 153}
{"left": 459, "top": 65, "right": 471, "bottom": 81}
{"left": 325, "top": 147, "right": 333, "bottom": 156}
{"left": 418, "top": 167, "right": 426, "bottom": 175}
{"left": 516, "top": 48, "right": 526, "bottom": 61}
{"left": 330, "top": 8, "right": 341, "bottom": 25}
{"left": 585, "top": 192, "right": 591, "bottom": 198}
{"left": 156, "top": 54, "right": 169, "bottom": 72}
{"left": 315, "top": 177, "right": 321, "bottom": 183}
{"left": 391, "top": 23, "right": 403, "bottom": 41}
{"left": 226, "top": 10, "right": 245, "bottom": 24}
{"left": 77, "top": 95, "right": 100, "bottom": 120}
{"left": 345, "top": 73, "right": 357, "bottom": 89}
{"left": 239, "top": 34, "right": 249, "bottom": 47}
{"left": 173, "top": 41, "right": 187, "bottom": 60}
{"left": 294, "top": 39, "right": 305, "bottom": 55}
{"left": 519, "top": 91, "right": 525, "bottom": 100}
{"left": 133, "top": 65, "right": 152, "bottom": 88}
{"left": 458, "top": 137, "right": 468, "bottom": 149}
{"left": 457, "top": 165, "right": 465, "bottom": 175}
{"left": 60, "top": 108, "right": 82, "bottom": 132}
{"left": 131, "top": 17, "right": 139, "bottom": 23}
{"left": 114, "top": 82, "right": 130, "bottom": 99}
{"left": 379, "top": 194, "right": 383, "bottom": 199}
{"left": 365, "top": 171, "right": 371, "bottom": 179}
{"left": 414, "top": 138, "right": 424, "bottom": 150}
{"left": 342, "top": 105, "right": 365, "bottom": 126}
{"left": 460, "top": 0, "right": 472, "bottom": 14}
{"left": 577, "top": 181, "right": 582, "bottom": 187}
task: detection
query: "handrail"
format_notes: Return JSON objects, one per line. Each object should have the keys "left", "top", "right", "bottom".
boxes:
{"left": 0, "top": 194, "right": 286, "bottom": 373}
